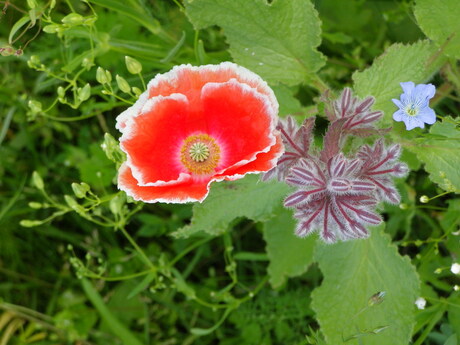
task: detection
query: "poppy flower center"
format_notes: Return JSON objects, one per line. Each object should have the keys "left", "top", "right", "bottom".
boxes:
{"left": 180, "top": 134, "right": 221, "bottom": 175}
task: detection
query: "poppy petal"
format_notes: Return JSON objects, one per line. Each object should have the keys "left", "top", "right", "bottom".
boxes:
{"left": 120, "top": 94, "right": 194, "bottom": 186}
{"left": 200, "top": 80, "right": 277, "bottom": 172}
{"left": 216, "top": 132, "right": 283, "bottom": 179}
{"left": 118, "top": 163, "right": 211, "bottom": 203}
{"left": 147, "top": 62, "right": 278, "bottom": 113}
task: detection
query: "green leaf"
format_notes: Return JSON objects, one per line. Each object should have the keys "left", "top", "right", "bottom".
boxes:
{"left": 312, "top": 225, "right": 420, "bottom": 345}
{"left": 263, "top": 206, "right": 316, "bottom": 288}
{"left": 9, "top": 17, "right": 31, "bottom": 44}
{"left": 271, "top": 85, "right": 303, "bottom": 117}
{"left": 172, "top": 175, "right": 290, "bottom": 238}
{"left": 185, "top": 0, "right": 325, "bottom": 85}
{"left": 414, "top": 0, "right": 460, "bottom": 59}
{"left": 405, "top": 118, "right": 460, "bottom": 192}
{"left": 352, "top": 40, "right": 445, "bottom": 126}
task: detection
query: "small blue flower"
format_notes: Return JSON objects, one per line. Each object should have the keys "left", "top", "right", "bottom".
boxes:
{"left": 392, "top": 82, "right": 436, "bottom": 130}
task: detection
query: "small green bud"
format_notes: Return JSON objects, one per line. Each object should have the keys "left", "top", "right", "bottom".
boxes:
{"left": 109, "top": 193, "right": 125, "bottom": 216}
{"left": 105, "top": 70, "right": 112, "bottom": 83}
{"left": 32, "top": 171, "right": 44, "bottom": 190}
{"left": 43, "top": 24, "right": 60, "bottom": 34}
{"left": 50, "top": 0, "right": 56, "bottom": 9}
{"left": 419, "top": 195, "right": 429, "bottom": 203}
{"left": 28, "top": 100, "right": 42, "bottom": 114}
{"left": 116, "top": 75, "right": 131, "bottom": 93}
{"left": 28, "top": 55, "right": 40, "bottom": 67}
{"left": 96, "top": 67, "right": 108, "bottom": 84}
{"left": 57, "top": 86, "right": 65, "bottom": 98}
{"left": 102, "top": 133, "right": 125, "bottom": 164}
{"left": 399, "top": 203, "right": 408, "bottom": 210}
{"left": 77, "top": 83, "right": 91, "bottom": 102}
{"left": 28, "top": 202, "right": 43, "bottom": 209}
{"left": 71, "top": 182, "right": 90, "bottom": 198}
{"left": 64, "top": 196, "right": 90, "bottom": 219}
{"left": 20, "top": 219, "right": 43, "bottom": 227}
{"left": 132, "top": 87, "right": 142, "bottom": 96}
{"left": 61, "top": 13, "right": 84, "bottom": 26}
{"left": 82, "top": 57, "right": 94, "bottom": 70}
{"left": 125, "top": 56, "right": 142, "bottom": 74}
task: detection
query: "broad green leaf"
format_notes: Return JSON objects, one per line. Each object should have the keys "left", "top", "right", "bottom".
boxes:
{"left": 263, "top": 206, "right": 316, "bottom": 288}
{"left": 271, "top": 85, "right": 303, "bottom": 117}
{"left": 414, "top": 0, "right": 460, "bottom": 59}
{"left": 185, "top": 0, "right": 325, "bottom": 85}
{"left": 353, "top": 40, "right": 445, "bottom": 126}
{"left": 405, "top": 118, "right": 460, "bottom": 192}
{"left": 172, "top": 175, "right": 290, "bottom": 238}
{"left": 312, "top": 225, "right": 420, "bottom": 345}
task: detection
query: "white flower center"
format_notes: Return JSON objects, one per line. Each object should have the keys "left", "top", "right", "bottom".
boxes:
{"left": 405, "top": 104, "right": 418, "bottom": 116}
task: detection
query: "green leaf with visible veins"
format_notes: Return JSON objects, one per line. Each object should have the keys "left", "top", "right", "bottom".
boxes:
{"left": 172, "top": 175, "right": 290, "bottom": 238}
{"left": 405, "top": 118, "right": 460, "bottom": 192}
{"left": 185, "top": 0, "right": 325, "bottom": 85}
{"left": 263, "top": 206, "right": 316, "bottom": 288}
{"left": 312, "top": 225, "right": 420, "bottom": 345}
{"left": 353, "top": 40, "right": 445, "bottom": 126}
{"left": 414, "top": 0, "right": 460, "bottom": 59}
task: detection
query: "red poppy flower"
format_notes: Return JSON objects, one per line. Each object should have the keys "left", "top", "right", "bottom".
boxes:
{"left": 116, "top": 62, "right": 284, "bottom": 203}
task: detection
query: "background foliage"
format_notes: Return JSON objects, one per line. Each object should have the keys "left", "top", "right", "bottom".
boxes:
{"left": 1, "top": 0, "right": 459, "bottom": 344}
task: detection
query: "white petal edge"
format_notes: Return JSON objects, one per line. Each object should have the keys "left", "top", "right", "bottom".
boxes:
{"left": 117, "top": 163, "right": 209, "bottom": 204}
{"left": 116, "top": 91, "right": 149, "bottom": 133}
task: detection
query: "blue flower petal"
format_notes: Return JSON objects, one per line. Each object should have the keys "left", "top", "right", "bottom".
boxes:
{"left": 392, "top": 98, "right": 403, "bottom": 108}
{"left": 400, "top": 93, "right": 411, "bottom": 105}
{"left": 404, "top": 116, "right": 425, "bottom": 130}
{"left": 400, "top": 81, "right": 415, "bottom": 95}
{"left": 414, "top": 83, "right": 436, "bottom": 101}
{"left": 417, "top": 107, "right": 436, "bottom": 124}
{"left": 392, "top": 109, "right": 406, "bottom": 121}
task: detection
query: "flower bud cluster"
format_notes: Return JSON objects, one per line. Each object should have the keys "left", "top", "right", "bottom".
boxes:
{"left": 265, "top": 88, "right": 408, "bottom": 243}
